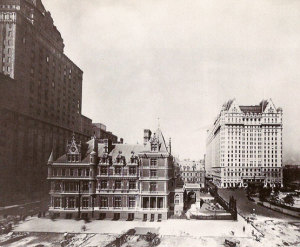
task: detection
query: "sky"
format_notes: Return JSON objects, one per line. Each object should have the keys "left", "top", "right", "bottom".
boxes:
{"left": 43, "top": 0, "right": 300, "bottom": 161}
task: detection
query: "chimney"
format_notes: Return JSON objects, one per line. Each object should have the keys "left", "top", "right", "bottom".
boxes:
{"left": 143, "top": 129, "right": 152, "bottom": 146}
{"left": 120, "top": 138, "right": 124, "bottom": 144}
{"left": 169, "top": 138, "right": 172, "bottom": 154}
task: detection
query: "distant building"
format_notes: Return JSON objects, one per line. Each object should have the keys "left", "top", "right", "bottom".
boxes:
{"left": 92, "top": 123, "right": 122, "bottom": 144}
{"left": 178, "top": 159, "right": 205, "bottom": 188}
{"left": 0, "top": 0, "right": 93, "bottom": 205}
{"left": 206, "top": 99, "right": 283, "bottom": 188}
{"left": 47, "top": 128, "right": 176, "bottom": 221}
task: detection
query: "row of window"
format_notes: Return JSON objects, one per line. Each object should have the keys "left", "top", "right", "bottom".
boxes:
{"left": 52, "top": 168, "right": 90, "bottom": 177}
{"left": 53, "top": 196, "right": 136, "bottom": 208}
{"left": 99, "top": 180, "right": 137, "bottom": 190}
{"left": 99, "top": 166, "right": 136, "bottom": 175}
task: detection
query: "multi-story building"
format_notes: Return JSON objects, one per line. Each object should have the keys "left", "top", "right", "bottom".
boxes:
{"left": 47, "top": 128, "right": 176, "bottom": 221}
{"left": 0, "top": 0, "right": 92, "bottom": 205}
{"left": 206, "top": 99, "right": 283, "bottom": 188}
{"left": 178, "top": 159, "right": 205, "bottom": 188}
{"left": 92, "top": 123, "right": 122, "bottom": 144}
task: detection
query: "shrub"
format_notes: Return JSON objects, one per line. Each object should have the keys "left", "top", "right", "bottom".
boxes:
{"left": 283, "top": 194, "right": 294, "bottom": 206}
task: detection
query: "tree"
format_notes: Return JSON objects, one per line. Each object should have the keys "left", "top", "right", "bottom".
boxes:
{"left": 259, "top": 187, "right": 272, "bottom": 202}
{"left": 283, "top": 194, "right": 294, "bottom": 206}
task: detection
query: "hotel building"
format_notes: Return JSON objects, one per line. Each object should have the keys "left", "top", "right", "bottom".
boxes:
{"left": 0, "top": 0, "right": 93, "bottom": 204}
{"left": 47, "top": 129, "right": 176, "bottom": 221}
{"left": 206, "top": 99, "right": 283, "bottom": 188}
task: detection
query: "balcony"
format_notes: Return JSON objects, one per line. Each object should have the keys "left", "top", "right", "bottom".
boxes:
{"left": 97, "top": 189, "right": 138, "bottom": 194}
{"left": 141, "top": 191, "right": 167, "bottom": 195}
{"left": 49, "top": 190, "right": 91, "bottom": 194}
{"left": 141, "top": 208, "right": 168, "bottom": 212}
{"left": 94, "top": 207, "right": 138, "bottom": 211}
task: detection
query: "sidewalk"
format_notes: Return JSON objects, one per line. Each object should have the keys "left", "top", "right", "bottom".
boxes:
{"left": 13, "top": 215, "right": 257, "bottom": 238}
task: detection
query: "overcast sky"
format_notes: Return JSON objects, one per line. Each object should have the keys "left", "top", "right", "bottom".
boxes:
{"left": 43, "top": 0, "right": 300, "bottom": 161}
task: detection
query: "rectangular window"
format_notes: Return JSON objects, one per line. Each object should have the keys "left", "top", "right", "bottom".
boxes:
{"left": 129, "top": 167, "right": 136, "bottom": 175}
{"left": 100, "top": 197, "right": 108, "bottom": 208}
{"left": 150, "top": 158, "right": 157, "bottom": 167}
{"left": 115, "top": 167, "right": 121, "bottom": 175}
{"left": 101, "top": 167, "right": 107, "bottom": 175}
{"left": 70, "top": 169, "right": 74, "bottom": 176}
{"left": 69, "top": 197, "right": 75, "bottom": 208}
{"left": 114, "top": 197, "right": 121, "bottom": 208}
{"left": 82, "top": 182, "right": 89, "bottom": 191}
{"left": 101, "top": 180, "right": 107, "bottom": 189}
{"left": 82, "top": 197, "right": 89, "bottom": 208}
{"left": 129, "top": 181, "right": 136, "bottom": 190}
{"left": 150, "top": 170, "right": 157, "bottom": 177}
{"left": 62, "top": 168, "right": 65, "bottom": 176}
{"left": 151, "top": 143, "right": 157, "bottom": 151}
{"left": 129, "top": 197, "right": 135, "bottom": 208}
{"left": 54, "top": 197, "right": 60, "bottom": 208}
{"left": 150, "top": 182, "right": 157, "bottom": 192}
{"left": 86, "top": 169, "right": 90, "bottom": 176}
{"left": 115, "top": 180, "right": 121, "bottom": 189}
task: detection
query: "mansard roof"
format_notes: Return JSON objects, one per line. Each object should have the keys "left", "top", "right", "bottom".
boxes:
{"left": 108, "top": 144, "right": 144, "bottom": 160}
{"left": 222, "top": 98, "right": 279, "bottom": 114}
{"left": 239, "top": 105, "right": 263, "bottom": 114}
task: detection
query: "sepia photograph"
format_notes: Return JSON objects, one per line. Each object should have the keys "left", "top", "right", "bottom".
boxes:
{"left": 0, "top": 0, "right": 299, "bottom": 246}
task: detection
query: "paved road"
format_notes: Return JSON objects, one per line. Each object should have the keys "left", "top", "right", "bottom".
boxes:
{"left": 218, "top": 188, "right": 298, "bottom": 221}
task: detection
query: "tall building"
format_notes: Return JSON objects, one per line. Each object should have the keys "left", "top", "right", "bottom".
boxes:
{"left": 206, "top": 99, "right": 283, "bottom": 188}
{"left": 47, "top": 128, "right": 176, "bottom": 221}
{"left": 0, "top": 0, "right": 92, "bottom": 205}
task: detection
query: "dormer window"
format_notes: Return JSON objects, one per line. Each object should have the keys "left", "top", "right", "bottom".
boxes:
{"left": 151, "top": 143, "right": 158, "bottom": 151}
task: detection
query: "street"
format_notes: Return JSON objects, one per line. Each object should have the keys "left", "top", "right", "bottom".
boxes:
{"left": 218, "top": 188, "right": 298, "bottom": 221}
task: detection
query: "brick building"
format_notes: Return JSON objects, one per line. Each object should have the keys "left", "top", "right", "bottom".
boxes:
{"left": 47, "top": 128, "right": 176, "bottom": 221}
{"left": 0, "top": 0, "right": 92, "bottom": 205}
{"left": 206, "top": 99, "right": 283, "bottom": 188}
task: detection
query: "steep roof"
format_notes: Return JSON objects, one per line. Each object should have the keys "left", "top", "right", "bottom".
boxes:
{"left": 108, "top": 144, "right": 144, "bottom": 160}
{"left": 155, "top": 128, "right": 169, "bottom": 153}
{"left": 239, "top": 105, "right": 263, "bottom": 114}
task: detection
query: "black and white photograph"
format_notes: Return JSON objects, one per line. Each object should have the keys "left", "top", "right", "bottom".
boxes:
{"left": 0, "top": 0, "right": 299, "bottom": 246}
